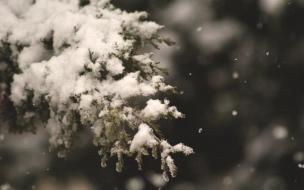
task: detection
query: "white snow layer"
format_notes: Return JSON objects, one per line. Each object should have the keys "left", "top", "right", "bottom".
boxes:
{"left": 1, "top": 0, "right": 164, "bottom": 109}
{"left": 130, "top": 124, "right": 158, "bottom": 153}
{"left": 141, "top": 99, "right": 183, "bottom": 119}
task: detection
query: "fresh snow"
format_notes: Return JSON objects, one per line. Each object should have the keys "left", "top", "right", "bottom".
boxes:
{"left": 0, "top": 0, "right": 193, "bottom": 180}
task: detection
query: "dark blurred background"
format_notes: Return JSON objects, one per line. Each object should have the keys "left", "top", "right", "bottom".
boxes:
{"left": 2, "top": 0, "right": 304, "bottom": 189}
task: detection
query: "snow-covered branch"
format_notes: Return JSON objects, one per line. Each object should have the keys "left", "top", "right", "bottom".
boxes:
{"left": 0, "top": 0, "right": 193, "bottom": 181}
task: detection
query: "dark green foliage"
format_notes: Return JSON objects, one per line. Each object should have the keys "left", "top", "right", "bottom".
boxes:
{"left": 79, "top": 0, "right": 90, "bottom": 7}
{"left": 42, "top": 31, "right": 54, "bottom": 50}
{"left": 0, "top": 41, "right": 22, "bottom": 133}
{"left": 146, "top": 34, "right": 176, "bottom": 50}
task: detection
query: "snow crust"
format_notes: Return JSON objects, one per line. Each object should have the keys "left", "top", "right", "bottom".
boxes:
{"left": 130, "top": 124, "right": 158, "bottom": 153}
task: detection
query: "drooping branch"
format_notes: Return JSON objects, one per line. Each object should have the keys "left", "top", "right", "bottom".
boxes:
{"left": 0, "top": 0, "right": 193, "bottom": 181}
